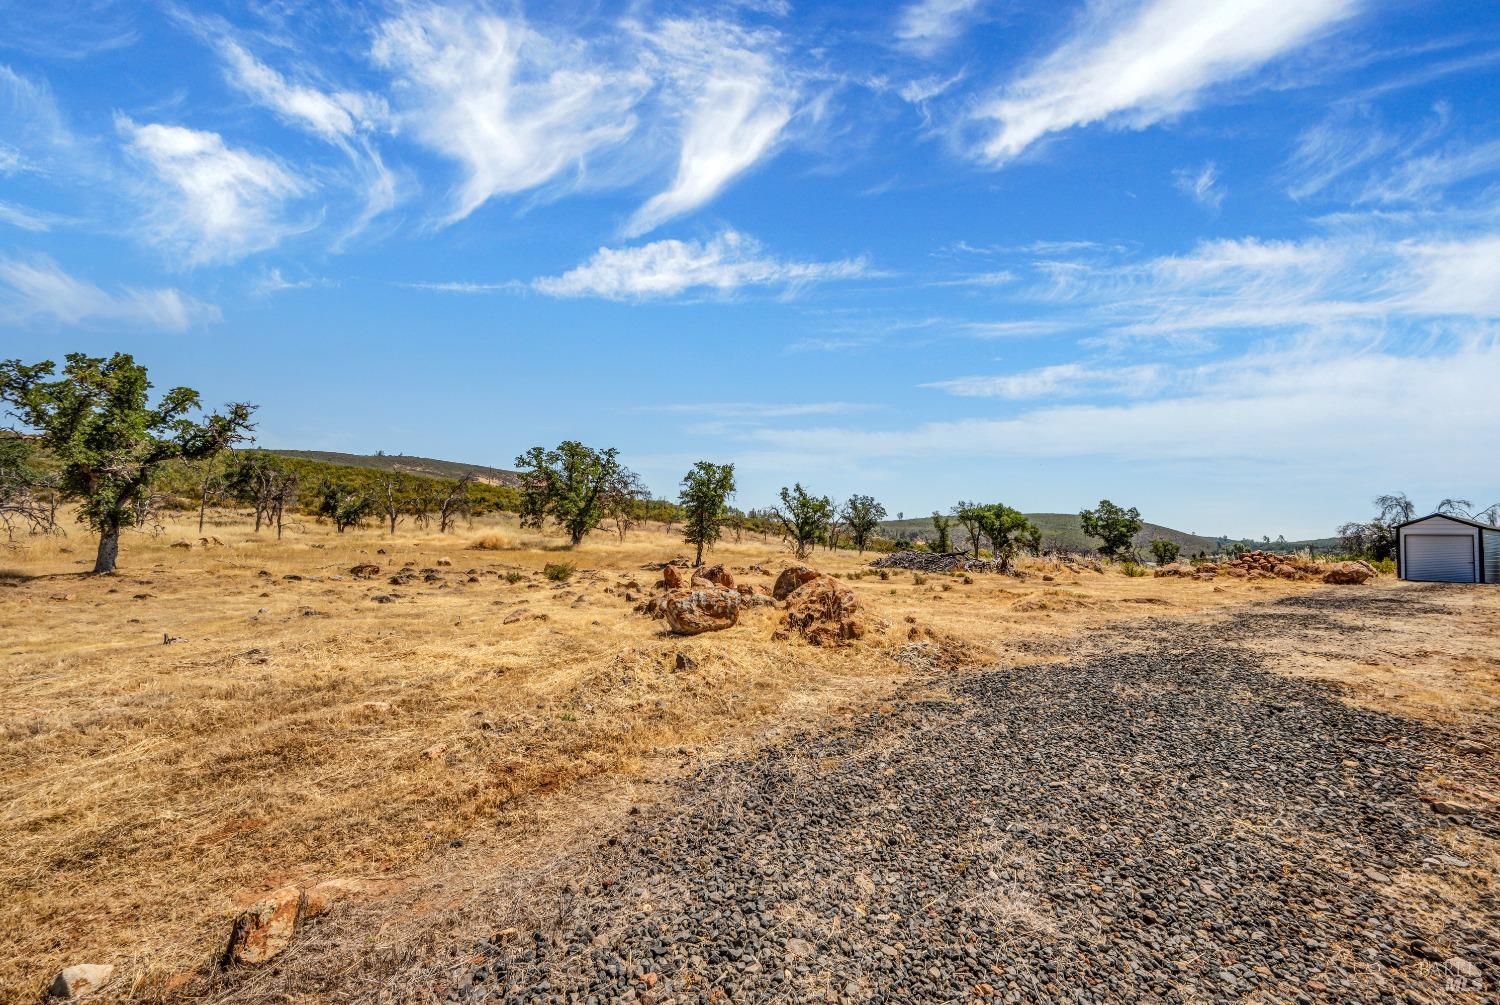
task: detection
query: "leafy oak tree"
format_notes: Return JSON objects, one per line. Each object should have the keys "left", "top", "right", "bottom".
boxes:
{"left": 773, "top": 483, "right": 833, "bottom": 558}
{"left": 0, "top": 353, "right": 253, "bottom": 572}
{"left": 1149, "top": 538, "right": 1181, "bottom": 566}
{"left": 515, "top": 441, "right": 639, "bottom": 546}
{"left": 840, "top": 494, "right": 887, "bottom": 554}
{"left": 1080, "top": 499, "right": 1143, "bottom": 560}
{"left": 976, "top": 504, "right": 1039, "bottom": 571}
{"left": 679, "top": 461, "right": 736, "bottom": 565}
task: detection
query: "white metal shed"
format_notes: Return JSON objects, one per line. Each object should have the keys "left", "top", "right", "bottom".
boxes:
{"left": 1396, "top": 514, "right": 1500, "bottom": 584}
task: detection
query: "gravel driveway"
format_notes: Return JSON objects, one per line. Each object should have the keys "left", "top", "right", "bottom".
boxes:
{"left": 445, "top": 588, "right": 1496, "bottom": 1004}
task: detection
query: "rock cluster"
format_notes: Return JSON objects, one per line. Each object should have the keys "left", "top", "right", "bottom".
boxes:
{"left": 637, "top": 561, "right": 869, "bottom": 642}
{"left": 1156, "top": 550, "right": 1379, "bottom": 585}
{"left": 871, "top": 551, "right": 1006, "bottom": 574}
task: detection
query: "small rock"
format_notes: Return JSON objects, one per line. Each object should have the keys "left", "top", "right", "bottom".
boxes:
{"left": 49, "top": 964, "right": 115, "bottom": 1000}
{"left": 225, "top": 887, "right": 302, "bottom": 966}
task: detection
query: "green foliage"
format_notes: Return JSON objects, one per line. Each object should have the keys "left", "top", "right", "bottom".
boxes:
{"left": 773, "top": 483, "right": 834, "bottom": 558}
{"left": 953, "top": 501, "right": 1039, "bottom": 570}
{"left": 1079, "top": 499, "right": 1144, "bottom": 559}
{"left": 502, "top": 570, "right": 527, "bottom": 584}
{"left": 516, "top": 441, "right": 640, "bottom": 546}
{"left": 930, "top": 511, "right": 952, "bottom": 553}
{"left": 0, "top": 353, "right": 254, "bottom": 571}
{"left": 317, "top": 480, "right": 375, "bottom": 532}
{"left": 1149, "top": 538, "right": 1181, "bottom": 565}
{"left": 679, "top": 461, "right": 736, "bottom": 564}
{"left": 0, "top": 433, "right": 59, "bottom": 538}
{"left": 840, "top": 493, "right": 887, "bottom": 553}
{"left": 543, "top": 561, "right": 575, "bottom": 582}
{"left": 1120, "top": 561, "right": 1148, "bottom": 577}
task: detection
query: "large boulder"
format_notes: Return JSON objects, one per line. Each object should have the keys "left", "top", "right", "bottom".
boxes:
{"left": 665, "top": 589, "right": 741, "bottom": 635}
{"left": 49, "top": 964, "right": 115, "bottom": 1000}
{"left": 661, "top": 564, "right": 685, "bottom": 589}
{"left": 1324, "top": 560, "right": 1377, "bottom": 585}
{"left": 772, "top": 564, "right": 821, "bottom": 600}
{"left": 224, "top": 887, "right": 303, "bottom": 966}
{"left": 782, "top": 576, "right": 866, "bottom": 645}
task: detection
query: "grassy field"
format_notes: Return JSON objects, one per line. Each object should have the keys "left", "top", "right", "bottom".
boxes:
{"left": 0, "top": 510, "right": 1434, "bottom": 1001}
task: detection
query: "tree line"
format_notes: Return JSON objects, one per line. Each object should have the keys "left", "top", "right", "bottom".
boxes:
{"left": 2, "top": 352, "right": 1176, "bottom": 574}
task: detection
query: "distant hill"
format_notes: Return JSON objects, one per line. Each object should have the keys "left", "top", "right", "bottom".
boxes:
{"left": 253, "top": 449, "right": 521, "bottom": 487}
{"left": 881, "top": 513, "right": 1339, "bottom": 556}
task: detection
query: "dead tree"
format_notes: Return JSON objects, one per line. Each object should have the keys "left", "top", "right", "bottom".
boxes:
{"left": 437, "top": 474, "right": 473, "bottom": 533}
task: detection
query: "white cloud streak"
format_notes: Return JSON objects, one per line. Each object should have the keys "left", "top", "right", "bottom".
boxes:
{"left": 895, "top": 0, "right": 987, "bottom": 57}
{"left": 1174, "top": 162, "right": 1224, "bottom": 211}
{"left": 624, "top": 19, "right": 795, "bottom": 236}
{"left": 924, "top": 363, "right": 1165, "bottom": 399}
{"left": 117, "top": 116, "right": 309, "bottom": 266}
{"left": 533, "top": 230, "right": 867, "bottom": 300}
{"left": 0, "top": 256, "right": 219, "bottom": 332}
{"left": 976, "top": 0, "right": 1360, "bottom": 163}
{"left": 371, "top": 5, "right": 645, "bottom": 224}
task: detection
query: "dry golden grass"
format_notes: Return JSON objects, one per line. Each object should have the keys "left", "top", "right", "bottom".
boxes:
{"left": 0, "top": 510, "right": 1448, "bottom": 1002}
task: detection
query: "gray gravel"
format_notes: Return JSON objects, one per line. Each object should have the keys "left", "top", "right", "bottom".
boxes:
{"left": 446, "top": 590, "right": 1495, "bottom": 1004}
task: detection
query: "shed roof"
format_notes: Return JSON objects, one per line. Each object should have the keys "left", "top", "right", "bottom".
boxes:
{"left": 1395, "top": 512, "right": 1497, "bottom": 532}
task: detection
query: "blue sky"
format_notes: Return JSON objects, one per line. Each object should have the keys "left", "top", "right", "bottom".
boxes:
{"left": 2, "top": 0, "right": 1498, "bottom": 539}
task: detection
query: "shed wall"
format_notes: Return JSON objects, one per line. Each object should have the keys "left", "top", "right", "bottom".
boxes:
{"left": 1485, "top": 529, "right": 1500, "bottom": 585}
{"left": 1399, "top": 517, "right": 1481, "bottom": 583}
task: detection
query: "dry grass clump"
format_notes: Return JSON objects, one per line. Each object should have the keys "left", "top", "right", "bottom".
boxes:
{"left": 469, "top": 533, "right": 515, "bottom": 550}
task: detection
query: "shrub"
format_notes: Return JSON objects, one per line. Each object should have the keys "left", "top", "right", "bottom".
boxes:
{"left": 543, "top": 562, "right": 575, "bottom": 582}
{"left": 1120, "top": 561, "right": 1147, "bottom": 578}
{"left": 913, "top": 573, "right": 927, "bottom": 585}
{"left": 472, "top": 534, "right": 513, "bottom": 550}
{"left": 963, "top": 575, "right": 973, "bottom": 585}
{"left": 502, "top": 571, "right": 526, "bottom": 584}
{"left": 878, "top": 569, "right": 890, "bottom": 581}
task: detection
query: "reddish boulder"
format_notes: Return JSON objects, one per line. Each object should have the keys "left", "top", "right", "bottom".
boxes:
{"left": 664, "top": 589, "right": 741, "bottom": 635}
{"left": 782, "top": 576, "right": 866, "bottom": 645}
{"left": 1323, "top": 561, "right": 1377, "bottom": 585}
{"left": 772, "top": 564, "right": 821, "bottom": 600}
{"left": 662, "top": 564, "right": 685, "bottom": 589}
{"left": 697, "top": 564, "right": 734, "bottom": 588}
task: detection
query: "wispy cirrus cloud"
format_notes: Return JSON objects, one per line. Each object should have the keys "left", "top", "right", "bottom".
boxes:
{"left": 895, "top": 0, "right": 987, "bottom": 57}
{"left": 0, "top": 256, "right": 218, "bottom": 331}
{"left": 117, "top": 116, "right": 311, "bottom": 266}
{"left": 371, "top": 5, "right": 645, "bottom": 225}
{"left": 975, "top": 0, "right": 1361, "bottom": 164}
{"left": 924, "top": 362, "right": 1164, "bottom": 399}
{"left": 624, "top": 19, "right": 797, "bottom": 237}
{"left": 1175, "top": 162, "right": 1224, "bottom": 211}
{"left": 533, "top": 230, "right": 868, "bottom": 300}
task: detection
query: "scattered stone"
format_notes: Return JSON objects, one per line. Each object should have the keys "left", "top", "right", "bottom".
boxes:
{"left": 421, "top": 743, "right": 448, "bottom": 760}
{"left": 437, "top": 557, "right": 453, "bottom": 567}
{"left": 694, "top": 564, "right": 734, "bottom": 588}
{"left": 371, "top": 594, "right": 395, "bottom": 604}
{"left": 674, "top": 652, "right": 697, "bottom": 672}
{"left": 350, "top": 563, "right": 381, "bottom": 579}
{"left": 49, "top": 964, "right": 115, "bottom": 1000}
{"left": 503, "top": 608, "right": 547, "bottom": 625}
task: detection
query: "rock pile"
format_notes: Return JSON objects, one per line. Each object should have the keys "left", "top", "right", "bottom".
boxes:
{"left": 870, "top": 551, "right": 1005, "bottom": 574}
{"left": 1156, "top": 550, "right": 1379, "bottom": 585}
{"left": 636, "top": 561, "right": 872, "bottom": 642}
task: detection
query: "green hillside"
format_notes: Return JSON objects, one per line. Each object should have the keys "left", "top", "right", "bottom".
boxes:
{"left": 881, "top": 512, "right": 1339, "bottom": 556}
{"left": 254, "top": 449, "right": 521, "bottom": 487}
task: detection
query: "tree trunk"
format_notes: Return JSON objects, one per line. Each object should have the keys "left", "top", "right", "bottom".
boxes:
{"left": 94, "top": 525, "right": 121, "bottom": 574}
{"left": 694, "top": 541, "right": 704, "bottom": 566}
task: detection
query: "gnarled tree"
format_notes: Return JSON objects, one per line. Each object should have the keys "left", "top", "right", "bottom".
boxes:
{"left": 772, "top": 483, "right": 833, "bottom": 559}
{"left": 0, "top": 353, "right": 253, "bottom": 572}
{"left": 515, "top": 441, "right": 639, "bottom": 547}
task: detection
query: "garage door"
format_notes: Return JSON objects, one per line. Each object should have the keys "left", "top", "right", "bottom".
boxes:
{"left": 1405, "top": 534, "right": 1476, "bottom": 583}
